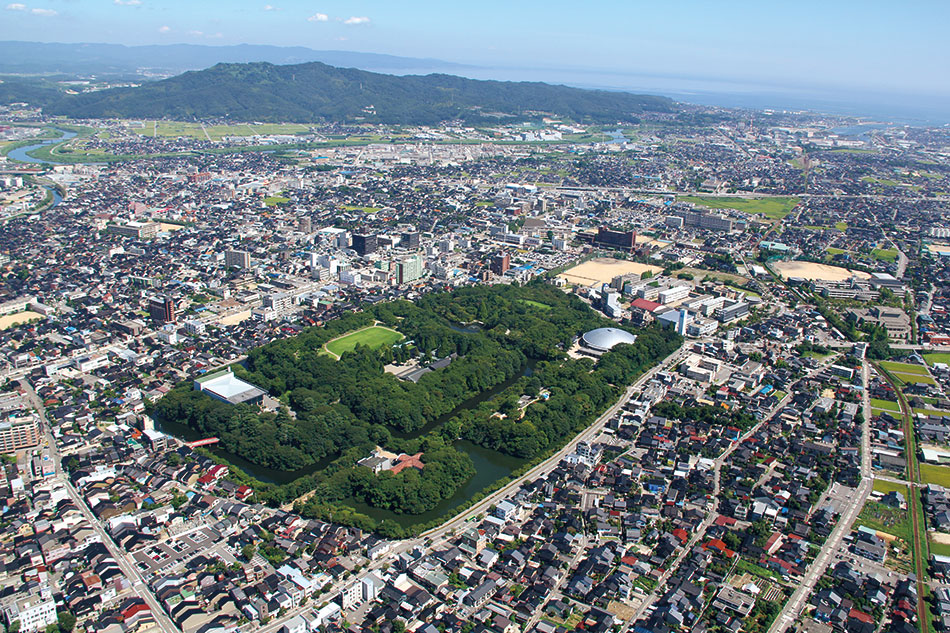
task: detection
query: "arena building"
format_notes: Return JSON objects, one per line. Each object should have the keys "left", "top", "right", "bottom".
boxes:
{"left": 580, "top": 327, "right": 638, "bottom": 354}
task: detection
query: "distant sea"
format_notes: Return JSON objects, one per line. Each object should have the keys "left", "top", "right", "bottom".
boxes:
{"left": 373, "top": 64, "right": 950, "bottom": 127}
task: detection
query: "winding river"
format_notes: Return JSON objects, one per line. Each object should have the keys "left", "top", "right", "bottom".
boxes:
{"left": 7, "top": 128, "right": 77, "bottom": 165}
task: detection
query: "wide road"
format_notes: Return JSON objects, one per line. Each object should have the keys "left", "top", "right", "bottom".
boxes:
{"left": 769, "top": 360, "right": 874, "bottom": 633}
{"left": 21, "top": 381, "right": 183, "bottom": 633}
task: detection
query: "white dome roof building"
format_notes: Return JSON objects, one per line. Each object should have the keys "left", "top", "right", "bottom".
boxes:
{"left": 580, "top": 327, "right": 637, "bottom": 353}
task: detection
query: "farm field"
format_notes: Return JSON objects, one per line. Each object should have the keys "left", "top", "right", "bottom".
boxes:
{"left": 916, "top": 408, "right": 950, "bottom": 417}
{"left": 677, "top": 195, "right": 800, "bottom": 221}
{"left": 881, "top": 361, "right": 937, "bottom": 385}
{"left": 920, "top": 463, "right": 950, "bottom": 487}
{"left": 324, "top": 325, "right": 404, "bottom": 359}
{"left": 924, "top": 353, "right": 950, "bottom": 366}
{"left": 870, "top": 398, "right": 901, "bottom": 412}
{"left": 855, "top": 498, "right": 911, "bottom": 543}
{"left": 133, "top": 121, "right": 312, "bottom": 141}
{"left": 872, "top": 479, "right": 909, "bottom": 496}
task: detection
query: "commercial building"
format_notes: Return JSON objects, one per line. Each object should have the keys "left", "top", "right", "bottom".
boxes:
{"left": 401, "top": 231, "right": 420, "bottom": 249}
{"left": 148, "top": 296, "right": 176, "bottom": 323}
{"left": 107, "top": 221, "right": 160, "bottom": 239}
{"left": 263, "top": 292, "right": 293, "bottom": 313}
{"left": 397, "top": 255, "right": 424, "bottom": 284}
{"left": 352, "top": 233, "right": 377, "bottom": 256}
{"left": 490, "top": 252, "right": 510, "bottom": 276}
{"left": 0, "top": 416, "right": 41, "bottom": 454}
{"left": 225, "top": 249, "right": 251, "bottom": 269}
{"left": 594, "top": 227, "right": 636, "bottom": 252}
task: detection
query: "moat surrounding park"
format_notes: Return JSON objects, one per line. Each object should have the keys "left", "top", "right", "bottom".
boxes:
{"left": 154, "top": 282, "right": 681, "bottom": 536}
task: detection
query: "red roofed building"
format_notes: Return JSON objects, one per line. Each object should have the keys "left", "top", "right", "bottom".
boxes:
{"left": 848, "top": 609, "right": 874, "bottom": 624}
{"left": 713, "top": 515, "right": 737, "bottom": 527}
{"left": 121, "top": 602, "right": 151, "bottom": 621}
{"left": 764, "top": 532, "right": 783, "bottom": 554}
{"left": 391, "top": 452, "right": 425, "bottom": 474}
{"left": 631, "top": 298, "right": 663, "bottom": 313}
{"left": 702, "top": 539, "right": 736, "bottom": 558}
{"left": 672, "top": 528, "right": 689, "bottom": 544}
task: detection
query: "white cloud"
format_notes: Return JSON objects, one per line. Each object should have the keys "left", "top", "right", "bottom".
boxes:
{"left": 187, "top": 30, "right": 203, "bottom": 36}
{"left": 307, "top": 12, "right": 328, "bottom": 22}
{"left": 158, "top": 25, "right": 170, "bottom": 33}
{"left": 31, "top": 7, "right": 56, "bottom": 15}
{"left": 114, "top": 0, "right": 142, "bottom": 5}
{"left": 5, "top": 3, "right": 26, "bottom": 10}
{"left": 263, "top": 4, "right": 279, "bottom": 10}
{"left": 343, "top": 15, "right": 369, "bottom": 25}
{"left": 208, "top": 32, "right": 223, "bottom": 39}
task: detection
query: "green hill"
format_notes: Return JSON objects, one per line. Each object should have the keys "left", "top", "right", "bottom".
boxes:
{"left": 45, "top": 61, "right": 674, "bottom": 125}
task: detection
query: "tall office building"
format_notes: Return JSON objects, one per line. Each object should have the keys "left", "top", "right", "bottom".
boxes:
{"left": 594, "top": 227, "right": 637, "bottom": 252}
{"left": 352, "top": 233, "right": 377, "bottom": 256}
{"left": 401, "top": 231, "right": 420, "bottom": 249}
{"left": 397, "top": 255, "right": 424, "bottom": 284}
{"left": 298, "top": 216, "right": 312, "bottom": 233}
{"left": 225, "top": 249, "right": 251, "bottom": 269}
{"left": 148, "top": 296, "right": 176, "bottom": 323}
{"left": 490, "top": 252, "right": 510, "bottom": 276}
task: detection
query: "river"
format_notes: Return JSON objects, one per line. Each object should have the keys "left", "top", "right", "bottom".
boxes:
{"left": 7, "top": 128, "right": 77, "bottom": 165}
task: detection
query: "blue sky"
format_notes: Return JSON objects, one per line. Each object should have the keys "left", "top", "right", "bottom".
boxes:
{"left": 2, "top": 0, "right": 948, "bottom": 97}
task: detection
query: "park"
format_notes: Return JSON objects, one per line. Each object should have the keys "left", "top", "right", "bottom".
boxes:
{"left": 153, "top": 282, "right": 682, "bottom": 536}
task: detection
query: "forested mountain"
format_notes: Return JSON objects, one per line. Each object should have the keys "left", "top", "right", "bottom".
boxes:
{"left": 45, "top": 61, "right": 674, "bottom": 124}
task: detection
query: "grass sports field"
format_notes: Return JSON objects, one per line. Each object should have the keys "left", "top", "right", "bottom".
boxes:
{"left": 324, "top": 326, "right": 404, "bottom": 359}
{"left": 677, "top": 195, "right": 800, "bottom": 221}
{"left": 872, "top": 248, "right": 899, "bottom": 263}
{"left": 518, "top": 299, "right": 552, "bottom": 311}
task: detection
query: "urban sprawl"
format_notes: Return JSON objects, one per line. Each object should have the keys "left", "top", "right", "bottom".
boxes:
{"left": 0, "top": 105, "right": 949, "bottom": 633}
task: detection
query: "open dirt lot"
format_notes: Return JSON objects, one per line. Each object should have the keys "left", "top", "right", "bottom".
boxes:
{"left": 773, "top": 260, "right": 871, "bottom": 282}
{"left": 217, "top": 310, "right": 252, "bottom": 326}
{"left": 0, "top": 311, "right": 43, "bottom": 329}
{"left": 558, "top": 258, "right": 662, "bottom": 287}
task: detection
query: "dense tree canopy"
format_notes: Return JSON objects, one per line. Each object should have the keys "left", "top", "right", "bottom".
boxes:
{"left": 155, "top": 281, "right": 683, "bottom": 531}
